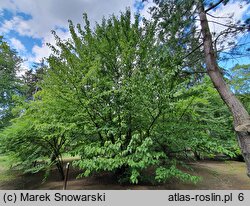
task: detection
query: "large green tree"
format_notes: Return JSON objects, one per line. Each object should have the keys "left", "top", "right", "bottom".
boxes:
{"left": 42, "top": 10, "right": 238, "bottom": 183}
{"left": 40, "top": 10, "right": 204, "bottom": 183}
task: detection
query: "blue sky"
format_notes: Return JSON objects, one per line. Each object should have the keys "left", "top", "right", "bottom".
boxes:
{"left": 0, "top": 9, "right": 42, "bottom": 53}
{"left": 0, "top": 0, "right": 141, "bottom": 74}
{"left": 0, "top": 0, "right": 249, "bottom": 74}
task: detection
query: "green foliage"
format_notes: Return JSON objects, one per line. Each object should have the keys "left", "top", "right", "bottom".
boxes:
{"left": 230, "top": 64, "right": 250, "bottom": 94}
{"left": 0, "top": 116, "right": 46, "bottom": 171}
{"left": 41, "top": 10, "right": 201, "bottom": 183}
{"left": 150, "top": 0, "right": 205, "bottom": 82}
{"left": 0, "top": 36, "right": 23, "bottom": 129}
{"left": 155, "top": 165, "right": 200, "bottom": 183}
{"left": 74, "top": 135, "right": 165, "bottom": 183}
{"left": 229, "top": 64, "right": 250, "bottom": 113}
{"left": 148, "top": 0, "right": 245, "bottom": 173}
{"left": 41, "top": 10, "right": 238, "bottom": 184}
{"left": 0, "top": 91, "right": 76, "bottom": 179}
{"left": 150, "top": 76, "right": 239, "bottom": 161}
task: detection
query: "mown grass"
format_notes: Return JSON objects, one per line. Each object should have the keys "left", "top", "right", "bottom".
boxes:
{"left": 0, "top": 154, "right": 80, "bottom": 183}
{"left": 0, "top": 155, "right": 15, "bottom": 182}
{"left": 0, "top": 155, "right": 10, "bottom": 167}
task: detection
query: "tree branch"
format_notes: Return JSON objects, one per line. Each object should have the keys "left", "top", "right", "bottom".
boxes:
{"left": 206, "top": 12, "right": 232, "bottom": 19}
{"left": 184, "top": 42, "right": 203, "bottom": 59}
{"left": 146, "top": 110, "right": 162, "bottom": 136}
{"left": 207, "top": 20, "right": 247, "bottom": 30}
{"left": 205, "top": 0, "right": 224, "bottom": 13}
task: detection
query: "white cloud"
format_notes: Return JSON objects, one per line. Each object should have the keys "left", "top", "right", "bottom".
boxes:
{"left": 207, "top": 1, "right": 250, "bottom": 51}
{"left": 208, "top": 1, "right": 249, "bottom": 33}
{"left": 139, "top": 0, "right": 155, "bottom": 20}
{"left": 31, "top": 29, "right": 71, "bottom": 63}
{"left": 17, "top": 63, "right": 29, "bottom": 77}
{"left": 10, "top": 37, "right": 26, "bottom": 52}
{"left": 140, "top": 1, "right": 249, "bottom": 40}
{"left": 0, "top": 0, "right": 135, "bottom": 64}
{"left": 181, "top": 1, "right": 250, "bottom": 54}
{"left": 0, "top": 0, "right": 135, "bottom": 39}
{"left": 2, "top": 0, "right": 248, "bottom": 66}
{"left": 31, "top": 44, "right": 50, "bottom": 63}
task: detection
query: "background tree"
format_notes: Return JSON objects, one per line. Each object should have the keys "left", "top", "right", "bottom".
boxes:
{"left": 0, "top": 89, "right": 75, "bottom": 180}
{"left": 147, "top": 0, "right": 250, "bottom": 176}
{"left": 0, "top": 40, "right": 66, "bottom": 180}
{"left": 22, "top": 62, "right": 45, "bottom": 100}
{"left": 230, "top": 64, "right": 250, "bottom": 113}
{"left": 0, "top": 36, "right": 23, "bottom": 130}
{"left": 198, "top": 0, "right": 250, "bottom": 176}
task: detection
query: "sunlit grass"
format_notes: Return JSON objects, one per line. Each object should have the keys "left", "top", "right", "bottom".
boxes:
{"left": 0, "top": 155, "right": 15, "bottom": 182}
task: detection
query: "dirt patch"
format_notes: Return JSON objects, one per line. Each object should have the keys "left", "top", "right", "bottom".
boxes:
{"left": 0, "top": 160, "right": 250, "bottom": 190}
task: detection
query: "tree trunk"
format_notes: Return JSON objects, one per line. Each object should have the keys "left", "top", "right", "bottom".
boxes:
{"left": 198, "top": 3, "right": 250, "bottom": 176}
{"left": 50, "top": 153, "right": 65, "bottom": 180}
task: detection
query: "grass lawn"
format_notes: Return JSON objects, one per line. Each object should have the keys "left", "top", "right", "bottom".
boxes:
{"left": 0, "top": 155, "right": 16, "bottom": 182}
{"left": 0, "top": 155, "right": 250, "bottom": 189}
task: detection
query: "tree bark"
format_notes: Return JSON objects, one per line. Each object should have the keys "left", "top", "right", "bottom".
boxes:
{"left": 198, "top": 3, "right": 250, "bottom": 176}
{"left": 50, "top": 153, "right": 65, "bottom": 180}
